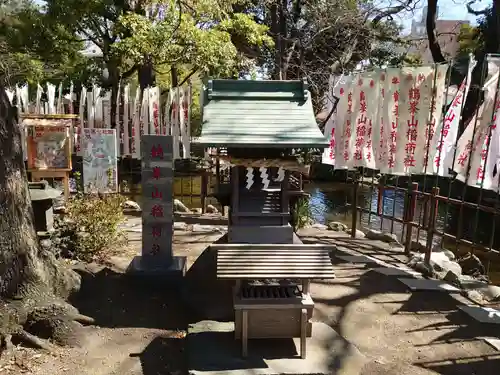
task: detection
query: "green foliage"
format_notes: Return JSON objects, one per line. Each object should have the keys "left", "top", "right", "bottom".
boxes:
{"left": 291, "top": 197, "right": 313, "bottom": 231}
{"left": 56, "top": 194, "right": 127, "bottom": 261}
{"left": 113, "top": 2, "right": 272, "bottom": 78}
{"left": 457, "top": 23, "right": 484, "bottom": 58}
{"left": 55, "top": 172, "right": 127, "bottom": 261}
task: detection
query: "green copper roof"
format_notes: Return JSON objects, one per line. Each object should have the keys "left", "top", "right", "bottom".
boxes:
{"left": 196, "top": 79, "right": 328, "bottom": 148}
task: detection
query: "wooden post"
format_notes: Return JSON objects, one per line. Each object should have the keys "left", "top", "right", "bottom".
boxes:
{"left": 281, "top": 170, "right": 290, "bottom": 225}
{"left": 404, "top": 182, "right": 419, "bottom": 255}
{"left": 302, "top": 279, "right": 310, "bottom": 296}
{"left": 351, "top": 180, "right": 359, "bottom": 238}
{"left": 300, "top": 308, "right": 307, "bottom": 359}
{"left": 201, "top": 173, "right": 208, "bottom": 214}
{"left": 241, "top": 309, "right": 248, "bottom": 358}
{"left": 231, "top": 167, "right": 239, "bottom": 225}
{"left": 377, "top": 175, "right": 386, "bottom": 216}
{"left": 424, "top": 187, "right": 439, "bottom": 264}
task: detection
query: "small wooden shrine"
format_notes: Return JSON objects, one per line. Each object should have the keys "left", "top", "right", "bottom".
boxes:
{"left": 197, "top": 79, "right": 335, "bottom": 359}
{"left": 198, "top": 79, "right": 328, "bottom": 244}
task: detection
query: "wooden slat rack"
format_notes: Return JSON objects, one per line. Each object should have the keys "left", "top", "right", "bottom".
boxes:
{"left": 216, "top": 244, "right": 336, "bottom": 280}
{"left": 212, "top": 244, "right": 336, "bottom": 359}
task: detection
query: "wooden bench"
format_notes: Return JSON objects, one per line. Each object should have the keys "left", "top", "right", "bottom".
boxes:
{"left": 214, "top": 244, "right": 336, "bottom": 359}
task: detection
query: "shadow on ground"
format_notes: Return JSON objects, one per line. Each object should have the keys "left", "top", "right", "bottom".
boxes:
{"left": 69, "top": 267, "right": 187, "bottom": 330}
{"left": 130, "top": 335, "right": 187, "bottom": 375}
{"left": 182, "top": 234, "right": 235, "bottom": 323}
{"left": 415, "top": 354, "right": 500, "bottom": 374}
{"left": 309, "top": 239, "right": 500, "bottom": 375}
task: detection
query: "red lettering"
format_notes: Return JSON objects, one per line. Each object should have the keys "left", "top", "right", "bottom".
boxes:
{"left": 360, "top": 101, "right": 367, "bottom": 113}
{"left": 477, "top": 166, "right": 484, "bottom": 181}
{"left": 393, "top": 104, "right": 399, "bottom": 117}
{"left": 445, "top": 112, "right": 455, "bottom": 125}
{"left": 409, "top": 88, "right": 420, "bottom": 101}
{"left": 388, "top": 157, "right": 395, "bottom": 168}
{"left": 404, "top": 155, "right": 416, "bottom": 167}
{"left": 150, "top": 204, "right": 164, "bottom": 218}
{"left": 153, "top": 167, "right": 161, "bottom": 180}
{"left": 151, "top": 144, "right": 164, "bottom": 159}
{"left": 392, "top": 77, "right": 400, "bottom": 85}
{"left": 152, "top": 226, "right": 162, "bottom": 238}
{"left": 356, "top": 126, "right": 366, "bottom": 137}
{"left": 152, "top": 186, "right": 163, "bottom": 199}
{"left": 406, "top": 128, "right": 417, "bottom": 141}
{"left": 481, "top": 148, "right": 488, "bottom": 160}
{"left": 407, "top": 116, "right": 418, "bottom": 128}
{"left": 405, "top": 142, "right": 417, "bottom": 154}
{"left": 409, "top": 101, "right": 419, "bottom": 115}
{"left": 457, "top": 153, "right": 468, "bottom": 166}
{"left": 452, "top": 94, "right": 463, "bottom": 108}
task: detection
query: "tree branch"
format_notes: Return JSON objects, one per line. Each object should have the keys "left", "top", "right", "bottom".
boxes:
{"left": 372, "top": 0, "right": 414, "bottom": 26}
{"left": 179, "top": 68, "right": 197, "bottom": 86}
{"left": 466, "top": 1, "right": 490, "bottom": 15}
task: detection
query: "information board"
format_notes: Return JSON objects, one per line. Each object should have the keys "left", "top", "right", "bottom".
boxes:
{"left": 82, "top": 128, "right": 118, "bottom": 193}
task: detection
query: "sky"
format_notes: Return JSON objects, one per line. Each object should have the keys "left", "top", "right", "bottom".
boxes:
{"left": 398, "top": 0, "right": 489, "bottom": 32}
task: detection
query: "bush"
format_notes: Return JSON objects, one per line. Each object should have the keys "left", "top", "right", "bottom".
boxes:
{"left": 55, "top": 193, "right": 127, "bottom": 261}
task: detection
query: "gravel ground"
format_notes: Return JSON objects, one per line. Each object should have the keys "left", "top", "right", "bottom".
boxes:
{"left": 3, "top": 220, "right": 499, "bottom": 375}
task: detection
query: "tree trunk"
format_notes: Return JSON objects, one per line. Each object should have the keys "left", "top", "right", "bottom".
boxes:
{"left": 426, "top": 0, "right": 446, "bottom": 63}
{"left": 0, "top": 86, "right": 83, "bottom": 353}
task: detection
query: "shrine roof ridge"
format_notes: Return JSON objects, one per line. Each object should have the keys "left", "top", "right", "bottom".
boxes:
{"left": 206, "top": 79, "right": 309, "bottom": 101}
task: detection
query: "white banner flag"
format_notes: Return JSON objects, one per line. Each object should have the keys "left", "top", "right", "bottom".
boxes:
{"left": 453, "top": 56, "right": 500, "bottom": 190}
{"left": 354, "top": 72, "right": 380, "bottom": 169}
{"left": 335, "top": 73, "right": 361, "bottom": 169}
{"left": 379, "top": 68, "right": 402, "bottom": 174}
{"left": 432, "top": 56, "right": 476, "bottom": 176}
{"left": 393, "top": 65, "right": 446, "bottom": 175}
{"left": 322, "top": 75, "right": 353, "bottom": 166}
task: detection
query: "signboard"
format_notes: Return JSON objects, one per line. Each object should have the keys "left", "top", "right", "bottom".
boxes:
{"left": 141, "top": 135, "right": 174, "bottom": 262}
{"left": 81, "top": 128, "right": 118, "bottom": 193}
{"left": 25, "top": 118, "right": 72, "bottom": 171}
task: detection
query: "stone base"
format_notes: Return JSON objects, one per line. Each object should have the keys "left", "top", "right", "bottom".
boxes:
{"left": 188, "top": 320, "right": 366, "bottom": 375}
{"left": 127, "top": 255, "right": 187, "bottom": 282}
{"left": 398, "top": 278, "right": 460, "bottom": 292}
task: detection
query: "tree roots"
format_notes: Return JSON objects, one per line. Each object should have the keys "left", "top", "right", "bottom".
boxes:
{"left": 14, "top": 330, "right": 55, "bottom": 351}
{"left": 1, "top": 299, "right": 96, "bottom": 357}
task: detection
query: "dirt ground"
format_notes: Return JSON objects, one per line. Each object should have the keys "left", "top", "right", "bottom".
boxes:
{"left": 1, "top": 218, "right": 499, "bottom": 375}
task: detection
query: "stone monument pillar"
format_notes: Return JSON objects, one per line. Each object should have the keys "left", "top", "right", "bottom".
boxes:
{"left": 128, "top": 135, "right": 186, "bottom": 278}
